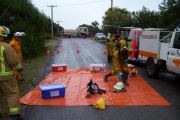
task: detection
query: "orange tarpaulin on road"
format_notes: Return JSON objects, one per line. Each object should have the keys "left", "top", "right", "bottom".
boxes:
{"left": 20, "top": 68, "right": 170, "bottom": 106}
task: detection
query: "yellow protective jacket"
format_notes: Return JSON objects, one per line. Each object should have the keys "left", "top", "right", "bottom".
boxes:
{"left": 112, "top": 48, "right": 119, "bottom": 74}
{"left": 0, "top": 42, "right": 22, "bottom": 81}
{"left": 119, "top": 39, "right": 127, "bottom": 48}
{"left": 106, "top": 41, "right": 114, "bottom": 56}
{"left": 119, "top": 47, "right": 129, "bottom": 72}
{"left": 9, "top": 38, "right": 23, "bottom": 62}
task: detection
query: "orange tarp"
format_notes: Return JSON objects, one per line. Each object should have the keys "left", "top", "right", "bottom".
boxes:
{"left": 20, "top": 68, "right": 170, "bottom": 106}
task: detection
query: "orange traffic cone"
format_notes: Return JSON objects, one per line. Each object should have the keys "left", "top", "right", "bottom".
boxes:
{"left": 56, "top": 48, "right": 60, "bottom": 54}
{"left": 104, "top": 49, "right": 107, "bottom": 55}
{"left": 76, "top": 48, "right": 80, "bottom": 54}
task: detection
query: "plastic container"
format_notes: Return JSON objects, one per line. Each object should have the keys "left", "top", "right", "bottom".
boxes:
{"left": 89, "top": 64, "right": 105, "bottom": 72}
{"left": 51, "top": 64, "right": 67, "bottom": 72}
{"left": 39, "top": 84, "right": 65, "bottom": 99}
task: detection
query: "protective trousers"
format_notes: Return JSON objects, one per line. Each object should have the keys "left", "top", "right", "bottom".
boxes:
{"left": 122, "top": 71, "right": 129, "bottom": 86}
{"left": 0, "top": 78, "right": 20, "bottom": 116}
{"left": 107, "top": 55, "right": 112, "bottom": 63}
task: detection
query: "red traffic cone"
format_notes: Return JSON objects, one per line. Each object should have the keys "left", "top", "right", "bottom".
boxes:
{"left": 76, "top": 48, "right": 80, "bottom": 53}
{"left": 104, "top": 49, "right": 107, "bottom": 55}
{"left": 56, "top": 48, "right": 60, "bottom": 54}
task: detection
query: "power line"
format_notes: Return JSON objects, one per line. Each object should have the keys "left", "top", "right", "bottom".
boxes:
{"left": 62, "top": 0, "right": 106, "bottom": 7}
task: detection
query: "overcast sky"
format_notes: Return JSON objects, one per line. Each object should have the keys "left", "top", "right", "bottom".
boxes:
{"left": 31, "top": 0, "right": 163, "bottom": 29}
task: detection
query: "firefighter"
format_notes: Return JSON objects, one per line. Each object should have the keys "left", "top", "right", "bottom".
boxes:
{"left": 9, "top": 32, "right": 25, "bottom": 81}
{"left": 106, "top": 33, "right": 114, "bottom": 63}
{"left": 119, "top": 36, "right": 127, "bottom": 48}
{"left": 119, "top": 46, "right": 129, "bottom": 86}
{"left": 0, "top": 26, "right": 23, "bottom": 120}
{"left": 104, "top": 42, "right": 120, "bottom": 82}
{"left": 10, "top": 32, "right": 24, "bottom": 63}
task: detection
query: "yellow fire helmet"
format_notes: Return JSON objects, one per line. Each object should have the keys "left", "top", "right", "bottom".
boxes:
{"left": 0, "top": 26, "right": 10, "bottom": 37}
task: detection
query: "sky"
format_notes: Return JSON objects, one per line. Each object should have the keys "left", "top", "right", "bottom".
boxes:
{"left": 31, "top": 0, "right": 163, "bottom": 29}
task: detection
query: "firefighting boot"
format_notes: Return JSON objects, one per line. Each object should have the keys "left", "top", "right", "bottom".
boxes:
{"left": 123, "top": 81, "right": 129, "bottom": 86}
{"left": 104, "top": 72, "right": 112, "bottom": 82}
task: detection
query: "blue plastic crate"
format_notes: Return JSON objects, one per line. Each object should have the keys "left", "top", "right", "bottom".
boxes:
{"left": 39, "top": 84, "right": 65, "bottom": 99}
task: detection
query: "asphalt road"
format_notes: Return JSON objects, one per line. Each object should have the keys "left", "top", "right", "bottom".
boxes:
{"left": 22, "top": 38, "right": 180, "bottom": 120}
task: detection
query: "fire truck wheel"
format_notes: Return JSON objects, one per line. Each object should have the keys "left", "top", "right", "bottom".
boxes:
{"left": 146, "top": 58, "right": 159, "bottom": 78}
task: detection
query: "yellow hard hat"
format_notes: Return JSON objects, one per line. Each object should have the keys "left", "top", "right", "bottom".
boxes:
{"left": 93, "top": 98, "right": 106, "bottom": 110}
{"left": 0, "top": 26, "right": 10, "bottom": 37}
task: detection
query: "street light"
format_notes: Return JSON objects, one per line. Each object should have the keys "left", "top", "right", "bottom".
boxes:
{"left": 47, "top": 5, "right": 58, "bottom": 38}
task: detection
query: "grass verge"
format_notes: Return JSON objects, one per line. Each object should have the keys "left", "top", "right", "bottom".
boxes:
{"left": 19, "top": 37, "right": 60, "bottom": 96}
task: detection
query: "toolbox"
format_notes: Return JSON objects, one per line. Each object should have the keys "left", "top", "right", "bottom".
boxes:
{"left": 39, "top": 84, "right": 65, "bottom": 99}
{"left": 51, "top": 64, "right": 67, "bottom": 72}
{"left": 89, "top": 64, "right": 105, "bottom": 72}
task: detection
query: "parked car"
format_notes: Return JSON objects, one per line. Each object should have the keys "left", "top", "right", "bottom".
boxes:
{"left": 95, "top": 33, "right": 106, "bottom": 40}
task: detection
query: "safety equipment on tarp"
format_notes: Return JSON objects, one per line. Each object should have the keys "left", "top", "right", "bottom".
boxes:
{"left": 93, "top": 98, "right": 106, "bottom": 110}
{"left": 86, "top": 79, "right": 106, "bottom": 98}
{"left": 129, "top": 68, "right": 138, "bottom": 77}
{"left": 114, "top": 82, "right": 124, "bottom": 90}
{"left": 112, "top": 82, "right": 127, "bottom": 93}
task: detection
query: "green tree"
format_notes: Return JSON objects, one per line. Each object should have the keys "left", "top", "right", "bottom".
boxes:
{"left": 91, "top": 21, "right": 100, "bottom": 36}
{"left": 0, "top": 0, "right": 51, "bottom": 58}
{"left": 131, "top": 6, "right": 160, "bottom": 28}
{"left": 159, "top": 0, "right": 180, "bottom": 29}
{"left": 102, "top": 7, "right": 131, "bottom": 34}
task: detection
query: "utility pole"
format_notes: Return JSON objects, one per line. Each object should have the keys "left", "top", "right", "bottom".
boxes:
{"left": 56, "top": 21, "right": 62, "bottom": 37}
{"left": 47, "top": 5, "right": 57, "bottom": 38}
{"left": 111, "top": 0, "right": 113, "bottom": 11}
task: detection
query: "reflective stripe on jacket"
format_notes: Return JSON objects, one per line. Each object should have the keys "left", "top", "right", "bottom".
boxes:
{"left": 0, "top": 42, "right": 22, "bottom": 80}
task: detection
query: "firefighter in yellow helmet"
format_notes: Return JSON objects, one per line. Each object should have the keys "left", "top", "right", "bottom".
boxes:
{"left": 0, "top": 26, "right": 23, "bottom": 120}
{"left": 9, "top": 32, "right": 25, "bottom": 81}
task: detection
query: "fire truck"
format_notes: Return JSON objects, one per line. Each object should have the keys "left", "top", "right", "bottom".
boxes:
{"left": 62, "top": 27, "right": 89, "bottom": 38}
{"left": 130, "top": 26, "right": 180, "bottom": 78}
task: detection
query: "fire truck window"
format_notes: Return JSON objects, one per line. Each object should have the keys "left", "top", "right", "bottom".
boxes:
{"left": 174, "top": 32, "right": 180, "bottom": 49}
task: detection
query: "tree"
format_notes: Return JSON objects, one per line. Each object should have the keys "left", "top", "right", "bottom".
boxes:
{"left": 0, "top": 0, "right": 50, "bottom": 58}
{"left": 91, "top": 21, "right": 100, "bottom": 36}
{"left": 91, "top": 21, "right": 99, "bottom": 28}
{"left": 131, "top": 6, "right": 161, "bottom": 28}
{"left": 102, "top": 7, "right": 131, "bottom": 34}
{"left": 159, "top": 0, "right": 178, "bottom": 11}
{"left": 159, "top": 0, "right": 180, "bottom": 29}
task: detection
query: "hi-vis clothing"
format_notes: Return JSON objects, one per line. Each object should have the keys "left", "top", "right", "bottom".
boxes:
{"left": 106, "top": 41, "right": 114, "bottom": 56}
{"left": 0, "top": 42, "right": 22, "bottom": 115}
{"left": 9, "top": 38, "right": 23, "bottom": 62}
{"left": 119, "top": 47, "right": 129, "bottom": 73}
{"left": 112, "top": 48, "right": 119, "bottom": 74}
{"left": 119, "top": 38, "right": 127, "bottom": 48}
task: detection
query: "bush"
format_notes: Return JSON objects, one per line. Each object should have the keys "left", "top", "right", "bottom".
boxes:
{"left": 0, "top": 0, "right": 49, "bottom": 59}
